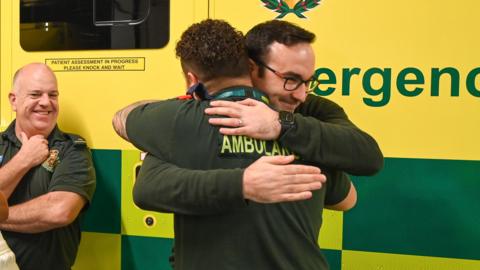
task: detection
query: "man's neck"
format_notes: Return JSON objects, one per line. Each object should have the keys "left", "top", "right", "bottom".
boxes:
{"left": 14, "top": 124, "right": 52, "bottom": 139}
{"left": 203, "top": 77, "right": 253, "bottom": 95}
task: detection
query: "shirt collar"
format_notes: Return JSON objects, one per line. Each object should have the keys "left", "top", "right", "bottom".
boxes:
{"left": 212, "top": 85, "right": 270, "bottom": 104}
{"left": 2, "top": 120, "right": 67, "bottom": 147}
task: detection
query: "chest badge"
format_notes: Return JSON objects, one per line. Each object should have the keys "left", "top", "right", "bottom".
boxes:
{"left": 42, "top": 149, "right": 60, "bottom": 172}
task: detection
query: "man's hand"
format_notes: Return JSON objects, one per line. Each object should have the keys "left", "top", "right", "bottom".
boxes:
{"left": 0, "top": 132, "right": 49, "bottom": 199}
{"left": 18, "top": 132, "right": 49, "bottom": 168}
{"left": 243, "top": 155, "right": 326, "bottom": 203}
{"left": 205, "top": 98, "right": 281, "bottom": 140}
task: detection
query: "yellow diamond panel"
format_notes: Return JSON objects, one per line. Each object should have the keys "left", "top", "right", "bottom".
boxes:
{"left": 121, "top": 150, "right": 174, "bottom": 238}
{"left": 72, "top": 232, "right": 121, "bottom": 270}
{"left": 210, "top": 0, "right": 480, "bottom": 161}
{"left": 318, "top": 209, "right": 343, "bottom": 250}
{"left": 342, "top": 250, "right": 480, "bottom": 270}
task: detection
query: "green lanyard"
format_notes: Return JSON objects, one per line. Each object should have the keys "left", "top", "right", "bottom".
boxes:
{"left": 213, "top": 87, "right": 270, "bottom": 104}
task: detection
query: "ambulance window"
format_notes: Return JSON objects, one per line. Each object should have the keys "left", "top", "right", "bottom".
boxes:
{"left": 20, "top": 0, "right": 169, "bottom": 51}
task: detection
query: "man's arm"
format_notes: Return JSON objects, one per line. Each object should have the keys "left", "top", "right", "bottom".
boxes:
{"left": 0, "top": 133, "right": 49, "bottom": 198}
{"left": 134, "top": 154, "right": 245, "bottom": 215}
{"left": 323, "top": 170, "right": 357, "bottom": 211}
{"left": 290, "top": 95, "right": 383, "bottom": 175}
{"left": 134, "top": 154, "right": 326, "bottom": 215}
{"left": 112, "top": 100, "right": 158, "bottom": 141}
{"left": 325, "top": 182, "right": 357, "bottom": 211}
{"left": 205, "top": 98, "right": 281, "bottom": 140}
{"left": 205, "top": 96, "right": 383, "bottom": 175}
{"left": 0, "top": 191, "right": 8, "bottom": 222}
{"left": 0, "top": 191, "right": 85, "bottom": 233}
{"left": 116, "top": 99, "right": 325, "bottom": 215}
{"left": 0, "top": 135, "right": 95, "bottom": 233}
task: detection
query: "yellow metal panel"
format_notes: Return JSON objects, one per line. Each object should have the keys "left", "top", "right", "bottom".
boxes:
{"left": 5, "top": 0, "right": 209, "bottom": 149}
{"left": 314, "top": 0, "right": 480, "bottom": 161}
{"left": 210, "top": 0, "right": 480, "bottom": 161}
{"left": 343, "top": 250, "right": 480, "bottom": 270}
{"left": 0, "top": 1, "right": 14, "bottom": 129}
{"left": 318, "top": 209, "right": 343, "bottom": 250}
{"left": 121, "top": 150, "right": 174, "bottom": 238}
{"left": 72, "top": 232, "right": 121, "bottom": 270}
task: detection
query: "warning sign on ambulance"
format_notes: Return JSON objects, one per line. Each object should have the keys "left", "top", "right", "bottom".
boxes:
{"left": 46, "top": 57, "right": 145, "bottom": 72}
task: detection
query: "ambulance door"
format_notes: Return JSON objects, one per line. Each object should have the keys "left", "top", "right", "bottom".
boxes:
{"left": 7, "top": 1, "right": 209, "bottom": 269}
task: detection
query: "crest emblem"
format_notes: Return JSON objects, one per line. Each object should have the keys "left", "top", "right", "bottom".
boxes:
{"left": 42, "top": 149, "right": 60, "bottom": 172}
{"left": 261, "top": 0, "right": 321, "bottom": 19}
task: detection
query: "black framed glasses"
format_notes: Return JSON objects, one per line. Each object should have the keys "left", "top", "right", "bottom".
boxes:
{"left": 256, "top": 61, "right": 320, "bottom": 93}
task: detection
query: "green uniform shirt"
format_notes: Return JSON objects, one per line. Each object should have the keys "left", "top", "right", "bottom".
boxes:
{"left": 0, "top": 120, "right": 96, "bottom": 270}
{"left": 284, "top": 94, "right": 383, "bottom": 175}
{"left": 127, "top": 86, "right": 353, "bottom": 270}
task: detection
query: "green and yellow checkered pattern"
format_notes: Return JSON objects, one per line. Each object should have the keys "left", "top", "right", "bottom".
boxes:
{"left": 72, "top": 150, "right": 480, "bottom": 270}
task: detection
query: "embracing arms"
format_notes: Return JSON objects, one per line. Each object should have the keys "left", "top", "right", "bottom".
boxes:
{"left": 113, "top": 101, "right": 327, "bottom": 215}
{"left": 205, "top": 95, "right": 383, "bottom": 175}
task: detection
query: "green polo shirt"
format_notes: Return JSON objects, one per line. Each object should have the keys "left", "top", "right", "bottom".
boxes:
{"left": 127, "top": 86, "right": 352, "bottom": 270}
{"left": 0, "top": 120, "right": 96, "bottom": 270}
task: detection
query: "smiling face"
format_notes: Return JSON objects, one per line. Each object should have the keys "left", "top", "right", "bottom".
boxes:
{"left": 9, "top": 63, "right": 59, "bottom": 138}
{"left": 251, "top": 41, "right": 316, "bottom": 112}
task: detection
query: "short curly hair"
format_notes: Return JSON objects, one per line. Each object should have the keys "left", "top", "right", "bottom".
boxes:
{"left": 176, "top": 19, "right": 250, "bottom": 81}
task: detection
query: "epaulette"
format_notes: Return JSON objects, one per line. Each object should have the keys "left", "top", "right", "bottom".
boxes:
{"left": 67, "top": 134, "right": 87, "bottom": 147}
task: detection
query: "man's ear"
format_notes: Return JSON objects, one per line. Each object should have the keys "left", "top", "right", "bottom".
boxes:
{"left": 248, "top": 59, "right": 262, "bottom": 81}
{"left": 8, "top": 92, "right": 17, "bottom": 112}
{"left": 192, "top": 92, "right": 201, "bottom": 100}
{"left": 186, "top": 72, "right": 199, "bottom": 88}
{"left": 248, "top": 59, "right": 258, "bottom": 73}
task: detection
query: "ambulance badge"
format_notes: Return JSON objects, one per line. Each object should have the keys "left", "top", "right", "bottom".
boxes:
{"left": 261, "top": 0, "right": 321, "bottom": 19}
{"left": 42, "top": 149, "right": 60, "bottom": 172}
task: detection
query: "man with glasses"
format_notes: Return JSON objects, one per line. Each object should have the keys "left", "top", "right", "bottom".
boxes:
{"left": 256, "top": 59, "right": 319, "bottom": 91}
{"left": 114, "top": 20, "right": 382, "bottom": 269}
{"left": 206, "top": 20, "right": 382, "bottom": 176}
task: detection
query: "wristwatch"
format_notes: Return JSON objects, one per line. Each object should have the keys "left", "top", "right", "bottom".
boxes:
{"left": 278, "top": 111, "right": 295, "bottom": 137}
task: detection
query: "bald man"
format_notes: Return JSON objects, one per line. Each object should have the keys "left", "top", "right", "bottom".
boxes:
{"left": 0, "top": 63, "right": 96, "bottom": 270}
